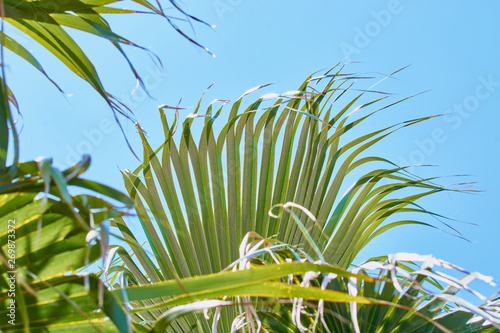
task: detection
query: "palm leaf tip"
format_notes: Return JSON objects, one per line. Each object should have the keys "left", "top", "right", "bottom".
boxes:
{"left": 0, "top": 0, "right": 214, "bottom": 162}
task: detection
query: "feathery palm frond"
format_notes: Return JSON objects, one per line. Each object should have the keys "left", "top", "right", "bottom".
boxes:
{"left": 0, "top": 0, "right": 213, "bottom": 175}
{"left": 0, "top": 155, "right": 134, "bottom": 332}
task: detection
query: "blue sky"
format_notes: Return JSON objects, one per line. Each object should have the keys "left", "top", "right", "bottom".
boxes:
{"left": 6, "top": 1, "right": 500, "bottom": 297}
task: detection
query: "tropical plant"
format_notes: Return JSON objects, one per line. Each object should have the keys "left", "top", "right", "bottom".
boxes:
{"left": 129, "top": 233, "right": 499, "bottom": 332}
{"left": 0, "top": 155, "right": 135, "bottom": 331}
{"left": 0, "top": 0, "right": 214, "bottom": 171}
{"left": 0, "top": 2, "right": 498, "bottom": 332}
{"left": 0, "top": 1, "right": 211, "bottom": 331}
{"left": 106, "top": 67, "right": 500, "bottom": 331}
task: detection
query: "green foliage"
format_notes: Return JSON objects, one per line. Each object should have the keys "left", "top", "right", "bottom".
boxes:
{"left": 0, "top": 2, "right": 498, "bottom": 332}
{"left": 0, "top": 0, "right": 213, "bottom": 172}
{"left": 116, "top": 67, "right": 446, "bottom": 276}
{"left": 0, "top": 156, "right": 134, "bottom": 331}
{"left": 0, "top": 3, "right": 212, "bottom": 329}
{"left": 108, "top": 67, "right": 499, "bottom": 331}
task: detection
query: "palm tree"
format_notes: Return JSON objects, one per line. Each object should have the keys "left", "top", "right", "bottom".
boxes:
{"left": 107, "top": 66, "right": 500, "bottom": 332}
{"left": 0, "top": 2, "right": 498, "bottom": 332}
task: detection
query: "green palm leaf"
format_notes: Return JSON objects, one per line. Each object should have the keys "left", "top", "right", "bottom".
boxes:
{"left": 0, "top": 0, "right": 213, "bottom": 178}
{"left": 111, "top": 67, "right": 479, "bottom": 331}
{"left": 0, "top": 155, "right": 134, "bottom": 332}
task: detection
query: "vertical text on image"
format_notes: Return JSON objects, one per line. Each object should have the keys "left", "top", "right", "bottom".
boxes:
{"left": 6, "top": 219, "right": 16, "bottom": 325}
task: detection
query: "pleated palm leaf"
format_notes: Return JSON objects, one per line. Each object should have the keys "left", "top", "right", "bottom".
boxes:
{"left": 110, "top": 67, "right": 476, "bottom": 331}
